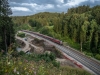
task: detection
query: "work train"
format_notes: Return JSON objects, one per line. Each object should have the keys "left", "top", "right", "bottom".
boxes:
{"left": 22, "top": 30, "right": 63, "bottom": 45}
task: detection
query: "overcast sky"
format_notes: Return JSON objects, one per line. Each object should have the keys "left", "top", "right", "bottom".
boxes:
{"left": 8, "top": 0, "right": 100, "bottom": 16}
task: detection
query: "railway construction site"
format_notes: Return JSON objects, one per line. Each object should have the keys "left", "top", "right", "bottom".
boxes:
{"left": 16, "top": 31, "right": 100, "bottom": 75}
{"left": 16, "top": 34, "right": 81, "bottom": 68}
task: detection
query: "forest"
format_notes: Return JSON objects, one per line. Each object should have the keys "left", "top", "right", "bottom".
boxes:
{"left": 12, "top": 5, "right": 100, "bottom": 60}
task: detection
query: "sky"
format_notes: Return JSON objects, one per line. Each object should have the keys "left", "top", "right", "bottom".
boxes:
{"left": 8, "top": 0, "right": 100, "bottom": 16}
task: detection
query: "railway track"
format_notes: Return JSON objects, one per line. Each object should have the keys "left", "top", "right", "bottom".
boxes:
{"left": 58, "top": 46, "right": 100, "bottom": 75}
{"left": 21, "top": 30, "right": 100, "bottom": 75}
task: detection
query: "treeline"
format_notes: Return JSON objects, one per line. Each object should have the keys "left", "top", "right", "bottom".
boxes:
{"left": 12, "top": 5, "right": 100, "bottom": 58}
{"left": 0, "top": 0, "right": 15, "bottom": 53}
{"left": 53, "top": 5, "right": 100, "bottom": 55}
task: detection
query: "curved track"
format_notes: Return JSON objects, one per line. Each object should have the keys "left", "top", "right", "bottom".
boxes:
{"left": 21, "top": 30, "right": 100, "bottom": 75}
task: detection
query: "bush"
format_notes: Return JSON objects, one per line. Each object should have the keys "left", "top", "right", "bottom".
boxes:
{"left": 18, "top": 51, "right": 25, "bottom": 56}
{"left": 37, "top": 52, "right": 56, "bottom": 62}
{"left": 52, "top": 61, "right": 60, "bottom": 68}
{"left": 85, "top": 52, "right": 93, "bottom": 57}
{"left": 95, "top": 54, "right": 100, "bottom": 60}
{"left": 11, "top": 51, "right": 19, "bottom": 58}
{"left": 17, "top": 33, "right": 25, "bottom": 38}
{"left": 53, "top": 48, "right": 62, "bottom": 58}
{"left": 49, "top": 52, "right": 56, "bottom": 61}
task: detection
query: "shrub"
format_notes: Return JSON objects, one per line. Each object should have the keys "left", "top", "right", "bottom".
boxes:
{"left": 52, "top": 61, "right": 60, "bottom": 68}
{"left": 95, "top": 54, "right": 100, "bottom": 60}
{"left": 18, "top": 51, "right": 25, "bottom": 56}
{"left": 11, "top": 51, "right": 19, "bottom": 58}
{"left": 17, "top": 33, "right": 25, "bottom": 38}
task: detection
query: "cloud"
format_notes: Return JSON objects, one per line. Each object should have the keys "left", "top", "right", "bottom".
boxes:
{"left": 9, "top": 0, "right": 57, "bottom": 5}
{"left": 10, "top": 2, "right": 55, "bottom": 16}
{"left": 65, "top": 0, "right": 100, "bottom": 6}
{"left": 21, "top": 3, "right": 37, "bottom": 7}
{"left": 11, "top": 7, "right": 31, "bottom": 12}
{"left": 62, "top": 0, "right": 88, "bottom": 7}
{"left": 35, "top": 4, "right": 54, "bottom": 10}
{"left": 9, "top": 0, "right": 28, "bottom": 3}
{"left": 90, "top": 0, "right": 100, "bottom": 3}
{"left": 21, "top": 3, "right": 54, "bottom": 9}
{"left": 57, "top": 0, "right": 88, "bottom": 8}
{"left": 80, "top": 0, "right": 100, "bottom": 7}
{"left": 56, "top": 0, "right": 64, "bottom": 4}
{"left": 57, "top": 0, "right": 99, "bottom": 9}
{"left": 8, "top": 0, "right": 100, "bottom": 16}
{"left": 10, "top": 2, "right": 17, "bottom": 4}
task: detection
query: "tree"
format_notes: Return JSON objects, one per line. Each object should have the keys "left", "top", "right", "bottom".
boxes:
{"left": 0, "top": 0, "right": 15, "bottom": 53}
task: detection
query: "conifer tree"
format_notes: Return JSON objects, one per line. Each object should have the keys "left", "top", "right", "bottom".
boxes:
{"left": 0, "top": 0, "right": 15, "bottom": 53}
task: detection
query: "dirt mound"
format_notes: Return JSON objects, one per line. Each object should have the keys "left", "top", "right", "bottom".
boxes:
{"left": 32, "top": 38, "right": 44, "bottom": 46}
